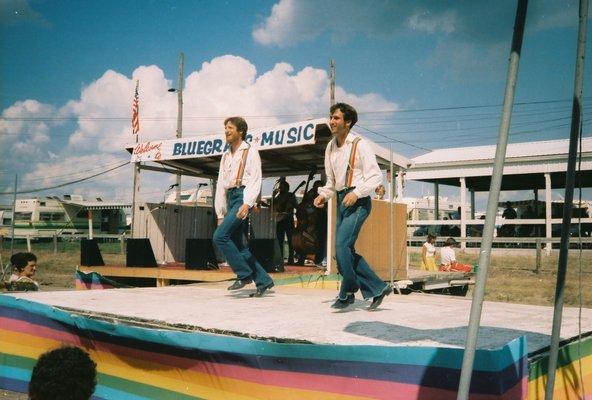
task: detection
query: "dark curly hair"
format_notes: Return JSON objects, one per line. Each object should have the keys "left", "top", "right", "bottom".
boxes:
{"left": 224, "top": 116, "right": 248, "bottom": 140}
{"left": 10, "top": 252, "right": 37, "bottom": 271}
{"left": 29, "top": 346, "right": 97, "bottom": 400}
{"left": 330, "top": 102, "right": 358, "bottom": 129}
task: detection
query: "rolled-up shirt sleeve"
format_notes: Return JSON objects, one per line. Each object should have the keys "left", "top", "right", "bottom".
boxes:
{"left": 352, "top": 140, "right": 382, "bottom": 199}
{"left": 318, "top": 141, "right": 336, "bottom": 199}
{"left": 214, "top": 154, "right": 227, "bottom": 219}
{"left": 242, "top": 148, "right": 262, "bottom": 207}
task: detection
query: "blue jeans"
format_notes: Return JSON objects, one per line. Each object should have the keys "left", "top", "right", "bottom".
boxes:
{"left": 335, "top": 189, "right": 388, "bottom": 300}
{"left": 213, "top": 187, "right": 273, "bottom": 289}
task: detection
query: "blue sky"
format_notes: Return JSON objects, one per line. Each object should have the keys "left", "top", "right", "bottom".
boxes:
{"left": 0, "top": 0, "right": 590, "bottom": 205}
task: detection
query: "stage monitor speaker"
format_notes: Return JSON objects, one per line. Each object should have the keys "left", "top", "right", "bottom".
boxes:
{"left": 249, "top": 238, "right": 284, "bottom": 273}
{"left": 126, "top": 238, "right": 157, "bottom": 267}
{"left": 185, "top": 239, "right": 218, "bottom": 270}
{"left": 81, "top": 239, "right": 104, "bottom": 266}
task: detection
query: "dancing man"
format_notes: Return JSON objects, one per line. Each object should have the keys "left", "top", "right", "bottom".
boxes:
{"left": 314, "top": 103, "right": 392, "bottom": 310}
{"left": 213, "top": 117, "right": 274, "bottom": 297}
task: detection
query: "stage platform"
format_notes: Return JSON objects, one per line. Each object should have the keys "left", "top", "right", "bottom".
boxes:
{"left": 1, "top": 285, "right": 591, "bottom": 399}
{"left": 78, "top": 263, "right": 329, "bottom": 287}
{"left": 77, "top": 263, "right": 473, "bottom": 292}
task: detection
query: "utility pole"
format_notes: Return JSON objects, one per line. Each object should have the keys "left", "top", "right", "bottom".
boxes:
{"left": 456, "top": 1, "right": 528, "bottom": 399}
{"left": 131, "top": 80, "right": 140, "bottom": 238}
{"left": 329, "top": 59, "right": 336, "bottom": 106}
{"left": 10, "top": 175, "right": 17, "bottom": 255}
{"left": 545, "top": 0, "right": 588, "bottom": 398}
{"left": 175, "top": 53, "right": 185, "bottom": 205}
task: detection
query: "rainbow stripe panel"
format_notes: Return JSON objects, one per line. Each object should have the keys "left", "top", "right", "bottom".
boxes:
{"left": 527, "top": 333, "right": 592, "bottom": 400}
{"left": 75, "top": 271, "right": 130, "bottom": 290}
{"left": 1, "top": 295, "right": 528, "bottom": 399}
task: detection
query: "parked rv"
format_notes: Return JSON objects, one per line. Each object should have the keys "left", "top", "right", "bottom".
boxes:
{"left": 0, "top": 195, "right": 129, "bottom": 237}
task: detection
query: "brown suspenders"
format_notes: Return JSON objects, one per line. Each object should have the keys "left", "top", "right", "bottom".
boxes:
{"left": 233, "top": 146, "right": 250, "bottom": 187}
{"left": 345, "top": 137, "right": 361, "bottom": 188}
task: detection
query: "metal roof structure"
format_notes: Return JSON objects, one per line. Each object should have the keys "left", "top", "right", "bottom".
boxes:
{"left": 406, "top": 136, "right": 592, "bottom": 191}
{"left": 61, "top": 200, "right": 131, "bottom": 211}
{"left": 126, "top": 118, "right": 413, "bottom": 179}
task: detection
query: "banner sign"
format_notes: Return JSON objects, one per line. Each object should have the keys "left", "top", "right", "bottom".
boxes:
{"left": 131, "top": 118, "right": 326, "bottom": 162}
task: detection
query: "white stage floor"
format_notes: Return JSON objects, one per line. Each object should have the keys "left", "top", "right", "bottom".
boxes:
{"left": 7, "top": 283, "right": 592, "bottom": 353}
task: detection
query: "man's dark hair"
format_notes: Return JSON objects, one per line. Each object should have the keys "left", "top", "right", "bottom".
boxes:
{"left": 29, "top": 346, "right": 97, "bottom": 400}
{"left": 427, "top": 233, "right": 437, "bottom": 241}
{"left": 330, "top": 103, "right": 358, "bottom": 129}
{"left": 224, "top": 116, "right": 248, "bottom": 140}
{"left": 10, "top": 252, "right": 37, "bottom": 271}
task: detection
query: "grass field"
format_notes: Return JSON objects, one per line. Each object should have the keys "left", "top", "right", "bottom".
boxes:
{"left": 409, "top": 248, "right": 592, "bottom": 307}
{"left": 2, "top": 239, "right": 591, "bottom": 308}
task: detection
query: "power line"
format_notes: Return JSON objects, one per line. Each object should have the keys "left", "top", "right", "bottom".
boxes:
{"left": 355, "top": 124, "right": 432, "bottom": 151}
{"left": 3, "top": 97, "right": 590, "bottom": 122}
{"left": 0, "top": 162, "right": 130, "bottom": 195}
{"left": 6, "top": 158, "right": 131, "bottom": 183}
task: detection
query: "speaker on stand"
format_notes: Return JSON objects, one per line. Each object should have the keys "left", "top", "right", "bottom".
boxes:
{"left": 81, "top": 239, "right": 105, "bottom": 266}
{"left": 249, "top": 238, "right": 284, "bottom": 273}
{"left": 185, "top": 239, "right": 218, "bottom": 270}
{"left": 126, "top": 238, "right": 157, "bottom": 267}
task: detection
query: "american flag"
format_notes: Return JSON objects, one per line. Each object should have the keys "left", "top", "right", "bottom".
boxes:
{"left": 132, "top": 80, "right": 140, "bottom": 135}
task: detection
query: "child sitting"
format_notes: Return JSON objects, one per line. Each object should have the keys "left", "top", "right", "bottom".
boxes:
{"left": 439, "top": 238, "right": 472, "bottom": 273}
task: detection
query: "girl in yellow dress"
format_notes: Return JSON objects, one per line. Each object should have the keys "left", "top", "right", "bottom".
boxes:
{"left": 421, "top": 234, "right": 438, "bottom": 271}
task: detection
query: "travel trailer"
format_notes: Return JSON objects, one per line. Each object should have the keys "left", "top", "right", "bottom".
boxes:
{"left": 0, "top": 195, "right": 129, "bottom": 237}
{"left": 164, "top": 187, "right": 213, "bottom": 206}
{"left": 403, "top": 196, "right": 471, "bottom": 236}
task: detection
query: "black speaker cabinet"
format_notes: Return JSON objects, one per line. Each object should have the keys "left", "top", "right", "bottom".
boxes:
{"left": 81, "top": 239, "right": 105, "bottom": 266}
{"left": 185, "top": 239, "right": 218, "bottom": 270}
{"left": 126, "top": 238, "right": 157, "bottom": 267}
{"left": 249, "top": 238, "right": 284, "bottom": 273}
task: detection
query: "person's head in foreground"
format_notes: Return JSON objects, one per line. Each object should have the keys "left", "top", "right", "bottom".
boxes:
{"left": 29, "top": 346, "right": 97, "bottom": 400}
{"left": 10, "top": 252, "right": 37, "bottom": 279}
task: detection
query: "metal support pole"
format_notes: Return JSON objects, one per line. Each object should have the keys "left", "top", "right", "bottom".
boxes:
{"left": 396, "top": 172, "right": 403, "bottom": 201}
{"left": 131, "top": 162, "right": 140, "bottom": 237}
{"left": 456, "top": 1, "right": 528, "bottom": 398}
{"left": 389, "top": 144, "right": 394, "bottom": 286}
{"left": 460, "top": 177, "right": 467, "bottom": 249}
{"left": 175, "top": 52, "right": 185, "bottom": 205}
{"left": 470, "top": 189, "right": 476, "bottom": 219}
{"left": 535, "top": 239, "right": 542, "bottom": 274}
{"left": 545, "top": 0, "right": 588, "bottom": 397}
{"left": 434, "top": 183, "right": 439, "bottom": 220}
{"left": 10, "top": 175, "right": 17, "bottom": 255}
{"left": 545, "top": 173, "right": 552, "bottom": 253}
{"left": 87, "top": 210, "right": 94, "bottom": 240}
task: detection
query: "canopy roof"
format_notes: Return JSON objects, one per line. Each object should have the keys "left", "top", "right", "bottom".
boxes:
{"left": 61, "top": 200, "right": 131, "bottom": 211}
{"left": 405, "top": 136, "right": 592, "bottom": 191}
{"left": 126, "top": 119, "right": 413, "bottom": 179}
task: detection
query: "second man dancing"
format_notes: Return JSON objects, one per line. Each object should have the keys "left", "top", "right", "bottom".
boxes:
{"left": 213, "top": 117, "right": 274, "bottom": 297}
{"left": 314, "top": 103, "right": 392, "bottom": 310}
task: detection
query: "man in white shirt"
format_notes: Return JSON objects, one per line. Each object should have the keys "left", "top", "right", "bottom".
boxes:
{"left": 314, "top": 103, "right": 392, "bottom": 310}
{"left": 213, "top": 117, "right": 274, "bottom": 297}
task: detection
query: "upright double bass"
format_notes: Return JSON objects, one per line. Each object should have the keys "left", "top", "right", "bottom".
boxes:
{"left": 292, "top": 168, "right": 324, "bottom": 263}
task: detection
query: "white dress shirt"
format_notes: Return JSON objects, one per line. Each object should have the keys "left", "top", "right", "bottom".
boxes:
{"left": 215, "top": 141, "right": 262, "bottom": 218}
{"left": 440, "top": 246, "right": 456, "bottom": 265}
{"left": 318, "top": 133, "right": 383, "bottom": 200}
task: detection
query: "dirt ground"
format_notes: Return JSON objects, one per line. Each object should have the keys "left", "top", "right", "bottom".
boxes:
{"left": 0, "top": 390, "right": 26, "bottom": 400}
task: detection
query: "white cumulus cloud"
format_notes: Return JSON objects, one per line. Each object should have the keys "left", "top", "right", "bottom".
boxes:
{"left": 3, "top": 55, "right": 397, "bottom": 201}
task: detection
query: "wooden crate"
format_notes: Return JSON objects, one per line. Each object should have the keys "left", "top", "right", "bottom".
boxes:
{"left": 356, "top": 200, "right": 408, "bottom": 280}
